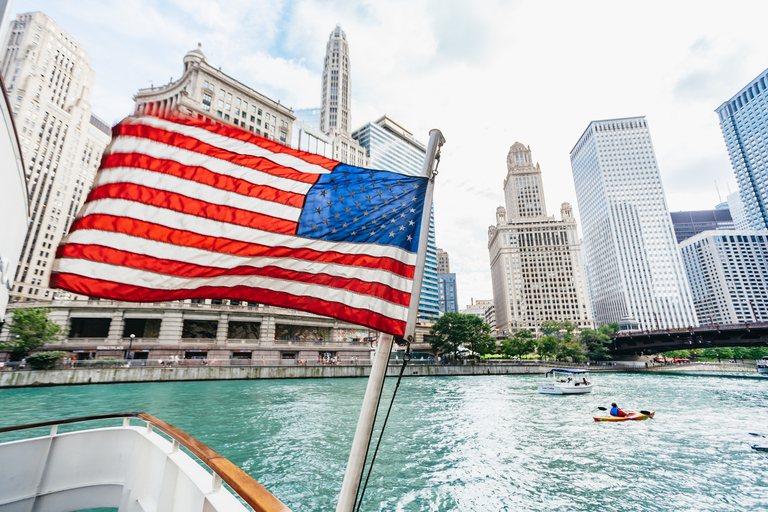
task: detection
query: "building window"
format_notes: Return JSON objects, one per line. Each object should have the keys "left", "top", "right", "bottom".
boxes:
{"left": 217, "top": 111, "right": 222, "bottom": 117}
{"left": 224, "top": 114, "right": 230, "bottom": 121}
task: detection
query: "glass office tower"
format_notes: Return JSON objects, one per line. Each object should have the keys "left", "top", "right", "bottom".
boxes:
{"left": 570, "top": 117, "right": 697, "bottom": 330}
{"left": 716, "top": 68, "right": 768, "bottom": 230}
{"left": 352, "top": 116, "right": 440, "bottom": 321}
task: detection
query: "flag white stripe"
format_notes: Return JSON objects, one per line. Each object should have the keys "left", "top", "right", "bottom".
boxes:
{"left": 107, "top": 137, "right": 314, "bottom": 195}
{"left": 134, "top": 116, "right": 334, "bottom": 176}
{"left": 94, "top": 167, "right": 302, "bottom": 222}
{"left": 63, "top": 229, "right": 414, "bottom": 293}
{"left": 73, "top": 199, "right": 418, "bottom": 265}
{"left": 55, "top": 258, "right": 409, "bottom": 320}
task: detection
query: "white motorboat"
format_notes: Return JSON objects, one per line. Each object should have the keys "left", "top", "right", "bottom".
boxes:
{"left": 757, "top": 356, "right": 768, "bottom": 376}
{"left": 0, "top": 413, "right": 291, "bottom": 512}
{"left": 538, "top": 368, "right": 593, "bottom": 394}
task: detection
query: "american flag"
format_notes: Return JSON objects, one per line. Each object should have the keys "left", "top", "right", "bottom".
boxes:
{"left": 50, "top": 115, "right": 430, "bottom": 337}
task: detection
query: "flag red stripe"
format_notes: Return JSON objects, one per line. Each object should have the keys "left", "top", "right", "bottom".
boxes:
{"left": 101, "top": 153, "right": 306, "bottom": 208}
{"left": 166, "top": 115, "right": 340, "bottom": 172}
{"left": 50, "top": 273, "right": 406, "bottom": 337}
{"left": 69, "top": 214, "right": 415, "bottom": 279}
{"left": 58, "top": 244, "right": 411, "bottom": 306}
{"left": 115, "top": 122, "right": 325, "bottom": 184}
{"left": 86, "top": 183, "right": 297, "bottom": 234}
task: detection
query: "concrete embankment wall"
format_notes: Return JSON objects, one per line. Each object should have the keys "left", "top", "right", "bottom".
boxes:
{"left": 0, "top": 364, "right": 561, "bottom": 388}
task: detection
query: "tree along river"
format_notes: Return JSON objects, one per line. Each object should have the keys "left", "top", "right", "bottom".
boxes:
{"left": 1, "top": 372, "right": 767, "bottom": 511}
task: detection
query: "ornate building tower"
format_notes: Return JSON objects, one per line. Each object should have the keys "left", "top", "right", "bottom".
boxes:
{"left": 488, "top": 143, "right": 592, "bottom": 336}
{"left": 320, "top": 25, "right": 350, "bottom": 135}
{"left": 504, "top": 142, "right": 547, "bottom": 218}
{"left": 318, "top": 25, "right": 367, "bottom": 167}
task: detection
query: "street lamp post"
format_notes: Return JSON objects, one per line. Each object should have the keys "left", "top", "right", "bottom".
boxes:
{"left": 126, "top": 334, "right": 135, "bottom": 365}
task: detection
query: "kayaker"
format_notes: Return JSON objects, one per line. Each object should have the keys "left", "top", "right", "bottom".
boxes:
{"left": 610, "top": 403, "right": 628, "bottom": 417}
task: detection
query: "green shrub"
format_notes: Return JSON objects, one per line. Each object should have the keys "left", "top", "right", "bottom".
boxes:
{"left": 26, "top": 351, "right": 67, "bottom": 370}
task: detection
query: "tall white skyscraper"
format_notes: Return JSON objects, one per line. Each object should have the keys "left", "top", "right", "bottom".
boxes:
{"left": 318, "top": 25, "right": 367, "bottom": 167}
{"left": 716, "top": 68, "right": 768, "bottom": 230}
{"left": 570, "top": 117, "right": 697, "bottom": 329}
{"left": 2, "top": 12, "right": 111, "bottom": 300}
{"left": 320, "top": 24, "right": 349, "bottom": 135}
{"left": 680, "top": 230, "right": 768, "bottom": 324}
{"left": 489, "top": 143, "right": 592, "bottom": 336}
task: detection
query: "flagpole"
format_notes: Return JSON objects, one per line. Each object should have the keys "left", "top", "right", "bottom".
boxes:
{"left": 336, "top": 129, "right": 445, "bottom": 512}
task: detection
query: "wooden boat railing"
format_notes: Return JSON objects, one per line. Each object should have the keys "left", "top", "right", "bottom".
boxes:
{"left": 0, "top": 412, "right": 292, "bottom": 512}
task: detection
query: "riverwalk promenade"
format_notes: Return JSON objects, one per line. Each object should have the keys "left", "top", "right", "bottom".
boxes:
{"left": 0, "top": 361, "right": 758, "bottom": 387}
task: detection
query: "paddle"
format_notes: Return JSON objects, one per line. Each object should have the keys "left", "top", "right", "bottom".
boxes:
{"left": 597, "top": 406, "right": 653, "bottom": 416}
{"left": 749, "top": 433, "right": 767, "bottom": 438}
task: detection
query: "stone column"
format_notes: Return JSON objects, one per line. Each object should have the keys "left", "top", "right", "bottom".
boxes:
{"left": 216, "top": 313, "right": 228, "bottom": 345}
{"left": 261, "top": 314, "right": 276, "bottom": 343}
{"left": 158, "top": 311, "right": 183, "bottom": 346}
{"left": 107, "top": 309, "right": 124, "bottom": 344}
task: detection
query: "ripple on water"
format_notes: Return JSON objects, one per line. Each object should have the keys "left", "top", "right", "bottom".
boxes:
{"left": 1, "top": 373, "right": 767, "bottom": 511}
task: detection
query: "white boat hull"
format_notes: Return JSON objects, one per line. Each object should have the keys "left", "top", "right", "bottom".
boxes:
{"left": 538, "top": 383, "right": 593, "bottom": 394}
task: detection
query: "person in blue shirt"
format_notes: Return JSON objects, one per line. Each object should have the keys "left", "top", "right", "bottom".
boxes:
{"left": 610, "top": 402, "right": 628, "bottom": 417}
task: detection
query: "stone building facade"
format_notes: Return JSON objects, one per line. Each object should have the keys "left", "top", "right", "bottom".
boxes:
{"left": 488, "top": 143, "right": 592, "bottom": 336}
{"left": 1, "top": 300, "right": 437, "bottom": 363}
{"left": 133, "top": 45, "right": 294, "bottom": 145}
{"left": 1, "top": 300, "right": 379, "bottom": 364}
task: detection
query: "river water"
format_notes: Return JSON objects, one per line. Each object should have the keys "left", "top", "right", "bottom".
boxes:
{"left": 1, "top": 372, "right": 767, "bottom": 511}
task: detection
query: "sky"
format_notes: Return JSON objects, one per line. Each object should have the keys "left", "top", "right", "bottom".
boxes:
{"left": 11, "top": 0, "right": 768, "bottom": 307}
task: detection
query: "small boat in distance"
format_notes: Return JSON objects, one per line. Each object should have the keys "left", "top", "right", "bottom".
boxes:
{"left": 757, "top": 356, "right": 768, "bottom": 376}
{"left": 538, "top": 368, "right": 593, "bottom": 394}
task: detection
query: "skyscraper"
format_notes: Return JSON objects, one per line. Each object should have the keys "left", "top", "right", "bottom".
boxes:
{"left": 319, "top": 25, "right": 367, "bottom": 167}
{"left": 437, "top": 273, "right": 458, "bottom": 314}
{"left": 2, "top": 12, "right": 111, "bottom": 301}
{"left": 320, "top": 24, "right": 349, "bottom": 135}
{"left": 680, "top": 230, "right": 768, "bottom": 324}
{"left": 436, "top": 248, "right": 450, "bottom": 273}
{"left": 352, "top": 116, "right": 440, "bottom": 321}
{"left": 488, "top": 143, "right": 592, "bottom": 336}
{"left": 716, "top": 68, "right": 768, "bottom": 229}
{"left": 570, "top": 117, "right": 697, "bottom": 329}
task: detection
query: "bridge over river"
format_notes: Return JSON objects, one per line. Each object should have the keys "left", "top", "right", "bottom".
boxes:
{"left": 609, "top": 321, "right": 768, "bottom": 356}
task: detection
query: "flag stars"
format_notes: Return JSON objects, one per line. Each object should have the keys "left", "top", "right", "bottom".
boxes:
{"left": 389, "top": 231, "right": 396, "bottom": 237}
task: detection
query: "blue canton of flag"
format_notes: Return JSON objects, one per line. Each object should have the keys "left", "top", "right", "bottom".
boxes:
{"left": 297, "top": 164, "right": 428, "bottom": 253}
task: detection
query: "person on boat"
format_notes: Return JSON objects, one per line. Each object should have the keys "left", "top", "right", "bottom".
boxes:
{"left": 610, "top": 403, "right": 628, "bottom": 417}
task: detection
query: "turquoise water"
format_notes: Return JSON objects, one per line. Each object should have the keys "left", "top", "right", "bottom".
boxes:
{"left": 1, "top": 373, "right": 767, "bottom": 511}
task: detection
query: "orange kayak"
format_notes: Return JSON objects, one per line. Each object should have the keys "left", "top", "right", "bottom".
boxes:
{"left": 593, "top": 411, "right": 655, "bottom": 422}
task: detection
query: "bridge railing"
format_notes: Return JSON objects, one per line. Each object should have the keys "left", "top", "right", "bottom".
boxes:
{"left": 612, "top": 321, "right": 768, "bottom": 338}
